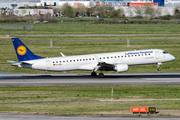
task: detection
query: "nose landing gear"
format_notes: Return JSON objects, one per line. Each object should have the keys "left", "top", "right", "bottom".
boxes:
{"left": 157, "top": 68, "right": 161, "bottom": 71}
{"left": 157, "top": 63, "right": 162, "bottom": 71}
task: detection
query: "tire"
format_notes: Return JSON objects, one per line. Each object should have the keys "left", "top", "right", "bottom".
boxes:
{"left": 98, "top": 73, "right": 104, "bottom": 78}
{"left": 157, "top": 68, "right": 161, "bottom": 71}
{"left": 91, "top": 72, "right": 97, "bottom": 77}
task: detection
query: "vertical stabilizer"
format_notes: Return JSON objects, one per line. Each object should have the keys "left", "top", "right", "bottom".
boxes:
{"left": 12, "top": 38, "right": 43, "bottom": 62}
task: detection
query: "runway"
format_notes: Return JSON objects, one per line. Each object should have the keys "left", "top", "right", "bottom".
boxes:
{"left": 0, "top": 73, "right": 180, "bottom": 86}
{"left": 0, "top": 113, "right": 180, "bottom": 120}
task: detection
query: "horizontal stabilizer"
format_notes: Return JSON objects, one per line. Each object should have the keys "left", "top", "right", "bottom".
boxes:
{"left": 7, "top": 60, "right": 18, "bottom": 63}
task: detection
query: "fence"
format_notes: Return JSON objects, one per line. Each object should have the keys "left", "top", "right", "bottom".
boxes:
{"left": 0, "top": 24, "right": 33, "bottom": 29}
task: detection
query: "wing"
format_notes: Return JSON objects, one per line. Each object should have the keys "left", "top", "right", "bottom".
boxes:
{"left": 93, "top": 55, "right": 115, "bottom": 71}
{"left": 93, "top": 55, "right": 128, "bottom": 72}
{"left": 96, "top": 62, "right": 115, "bottom": 71}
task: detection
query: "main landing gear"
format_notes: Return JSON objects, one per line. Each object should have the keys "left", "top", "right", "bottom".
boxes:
{"left": 157, "top": 63, "right": 162, "bottom": 71}
{"left": 91, "top": 71, "right": 97, "bottom": 77}
{"left": 91, "top": 71, "right": 104, "bottom": 78}
{"left": 98, "top": 73, "right": 104, "bottom": 78}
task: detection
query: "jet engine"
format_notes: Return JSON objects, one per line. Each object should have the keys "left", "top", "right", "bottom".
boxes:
{"left": 114, "top": 64, "right": 129, "bottom": 72}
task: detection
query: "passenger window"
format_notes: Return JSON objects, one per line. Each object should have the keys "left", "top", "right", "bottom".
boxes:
{"left": 74, "top": 60, "right": 75, "bottom": 62}
{"left": 100, "top": 58, "right": 101, "bottom": 59}
{"left": 56, "top": 61, "right": 58, "bottom": 63}
{"left": 93, "top": 58, "right": 94, "bottom": 60}
{"left": 138, "top": 54, "right": 140, "bottom": 56}
{"left": 53, "top": 61, "right": 54, "bottom": 63}
{"left": 118, "top": 56, "right": 120, "bottom": 58}
{"left": 132, "top": 55, "right": 133, "bottom": 57}
{"left": 103, "top": 57, "right": 105, "bottom": 59}
{"left": 114, "top": 56, "right": 116, "bottom": 58}
{"left": 70, "top": 60, "right": 72, "bottom": 62}
{"left": 89, "top": 58, "right": 91, "bottom": 60}
{"left": 128, "top": 55, "right": 130, "bottom": 57}
{"left": 107, "top": 57, "right": 109, "bottom": 59}
{"left": 63, "top": 61, "right": 65, "bottom": 62}
{"left": 77, "top": 59, "right": 79, "bottom": 61}
{"left": 66, "top": 60, "right": 68, "bottom": 62}
{"left": 121, "top": 56, "right": 123, "bottom": 58}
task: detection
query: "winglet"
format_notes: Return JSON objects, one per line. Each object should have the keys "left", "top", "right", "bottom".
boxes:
{"left": 60, "top": 52, "right": 66, "bottom": 57}
{"left": 94, "top": 55, "right": 103, "bottom": 63}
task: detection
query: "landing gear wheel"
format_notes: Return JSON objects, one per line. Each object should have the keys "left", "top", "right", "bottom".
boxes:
{"left": 98, "top": 73, "right": 104, "bottom": 78}
{"left": 157, "top": 68, "right": 161, "bottom": 71}
{"left": 91, "top": 72, "right": 97, "bottom": 77}
{"left": 157, "top": 63, "right": 162, "bottom": 71}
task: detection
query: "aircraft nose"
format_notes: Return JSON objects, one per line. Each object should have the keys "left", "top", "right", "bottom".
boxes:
{"left": 171, "top": 55, "right": 175, "bottom": 60}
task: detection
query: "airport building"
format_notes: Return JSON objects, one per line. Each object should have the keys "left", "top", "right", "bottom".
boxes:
{"left": 0, "top": 0, "right": 180, "bottom": 8}
{"left": 38, "top": 0, "right": 180, "bottom": 8}
{"left": 0, "top": 0, "right": 40, "bottom": 8}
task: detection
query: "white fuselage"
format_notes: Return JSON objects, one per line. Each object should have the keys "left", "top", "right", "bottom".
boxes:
{"left": 17, "top": 49, "right": 175, "bottom": 72}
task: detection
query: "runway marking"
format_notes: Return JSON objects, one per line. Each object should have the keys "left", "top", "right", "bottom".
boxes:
{"left": 99, "top": 99, "right": 180, "bottom": 102}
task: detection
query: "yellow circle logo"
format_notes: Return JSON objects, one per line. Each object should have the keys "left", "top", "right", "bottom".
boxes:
{"left": 17, "top": 46, "right": 26, "bottom": 55}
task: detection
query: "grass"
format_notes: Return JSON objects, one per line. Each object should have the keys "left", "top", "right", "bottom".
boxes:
{"left": 0, "top": 23, "right": 180, "bottom": 35}
{"left": 0, "top": 85, "right": 180, "bottom": 103}
{"left": 0, "top": 85, "right": 179, "bottom": 115}
{"left": 2, "top": 35, "right": 180, "bottom": 41}
{"left": 0, "top": 101, "right": 180, "bottom": 115}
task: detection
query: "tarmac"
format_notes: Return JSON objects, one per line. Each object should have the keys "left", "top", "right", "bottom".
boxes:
{"left": 0, "top": 73, "right": 180, "bottom": 86}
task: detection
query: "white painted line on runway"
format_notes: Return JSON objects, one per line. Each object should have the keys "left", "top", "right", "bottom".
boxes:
{"left": 99, "top": 99, "right": 180, "bottom": 102}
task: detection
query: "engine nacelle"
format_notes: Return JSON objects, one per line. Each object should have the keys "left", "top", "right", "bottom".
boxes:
{"left": 114, "top": 64, "right": 129, "bottom": 72}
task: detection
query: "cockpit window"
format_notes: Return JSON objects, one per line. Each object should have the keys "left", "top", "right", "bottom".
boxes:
{"left": 163, "top": 51, "right": 168, "bottom": 54}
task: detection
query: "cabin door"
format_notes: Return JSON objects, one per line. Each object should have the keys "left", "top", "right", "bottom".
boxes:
{"left": 155, "top": 51, "right": 159, "bottom": 59}
{"left": 46, "top": 60, "right": 50, "bottom": 68}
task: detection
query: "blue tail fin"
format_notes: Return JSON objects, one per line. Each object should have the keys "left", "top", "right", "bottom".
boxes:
{"left": 12, "top": 38, "right": 43, "bottom": 62}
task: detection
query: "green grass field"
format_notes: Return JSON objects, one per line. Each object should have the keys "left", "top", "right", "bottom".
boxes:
{"left": 0, "top": 85, "right": 180, "bottom": 116}
{"left": 0, "top": 22, "right": 180, "bottom": 35}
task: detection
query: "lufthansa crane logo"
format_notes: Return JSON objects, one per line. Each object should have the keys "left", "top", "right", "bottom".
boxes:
{"left": 17, "top": 46, "right": 26, "bottom": 55}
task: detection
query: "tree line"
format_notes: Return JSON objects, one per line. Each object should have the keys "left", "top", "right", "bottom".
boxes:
{"left": 54, "top": 3, "right": 180, "bottom": 20}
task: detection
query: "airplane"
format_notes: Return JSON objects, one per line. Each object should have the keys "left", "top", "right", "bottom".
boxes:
{"left": 8, "top": 38, "right": 175, "bottom": 78}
